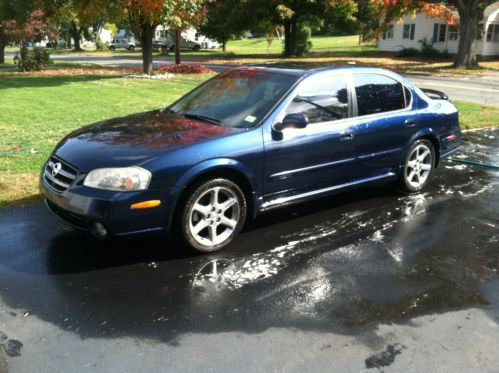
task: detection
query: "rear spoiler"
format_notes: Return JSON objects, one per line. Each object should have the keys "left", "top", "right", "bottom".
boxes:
{"left": 421, "top": 88, "right": 449, "bottom": 101}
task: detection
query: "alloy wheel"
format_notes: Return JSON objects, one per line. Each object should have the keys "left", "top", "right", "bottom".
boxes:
{"left": 188, "top": 186, "right": 241, "bottom": 247}
{"left": 405, "top": 144, "right": 433, "bottom": 189}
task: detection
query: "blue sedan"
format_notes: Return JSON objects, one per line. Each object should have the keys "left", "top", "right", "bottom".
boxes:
{"left": 40, "top": 65, "right": 461, "bottom": 252}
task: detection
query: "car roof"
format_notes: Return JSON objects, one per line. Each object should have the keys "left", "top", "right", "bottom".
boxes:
{"left": 236, "top": 63, "right": 400, "bottom": 79}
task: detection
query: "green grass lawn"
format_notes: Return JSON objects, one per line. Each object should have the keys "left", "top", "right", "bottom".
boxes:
{"left": 0, "top": 73, "right": 213, "bottom": 207}
{"left": 454, "top": 100, "right": 499, "bottom": 129}
{"left": 7, "top": 35, "right": 376, "bottom": 59}
{"left": 0, "top": 73, "right": 497, "bottom": 207}
{"left": 221, "top": 35, "right": 376, "bottom": 55}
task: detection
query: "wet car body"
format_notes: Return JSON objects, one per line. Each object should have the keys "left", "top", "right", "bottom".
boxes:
{"left": 40, "top": 65, "right": 461, "bottom": 243}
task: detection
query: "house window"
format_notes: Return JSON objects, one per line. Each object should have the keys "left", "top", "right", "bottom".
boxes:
{"left": 448, "top": 25, "right": 459, "bottom": 41}
{"left": 439, "top": 24, "right": 447, "bottom": 42}
{"left": 383, "top": 25, "right": 394, "bottom": 39}
{"left": 486, "top": 24, "right": 493, "bottom": 41}
{"left": 433, "top": 23, "right": 447, "bottom": 42}
{"left": 403, "top": 24, "right": 416, "bottom": 40}
{"left": 490, "top": 24, "right": 499, "bottom": 42}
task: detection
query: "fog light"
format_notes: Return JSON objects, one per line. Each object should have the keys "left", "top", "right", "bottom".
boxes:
{"left": 93, "top": 222, "right": 108, "bottom": 238}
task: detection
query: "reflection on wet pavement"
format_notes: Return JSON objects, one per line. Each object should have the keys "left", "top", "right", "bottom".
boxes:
{"left": 0, "top": 128, "right": 498, "bottom": 343}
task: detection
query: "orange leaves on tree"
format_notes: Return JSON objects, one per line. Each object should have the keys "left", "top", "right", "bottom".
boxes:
{"left": 419, "top": 1, "right": 457, "bottom": 24}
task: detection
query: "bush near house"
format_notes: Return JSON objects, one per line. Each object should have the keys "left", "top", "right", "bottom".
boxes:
{"left": 398, "top": 39, "right": 451, "bottom": 59}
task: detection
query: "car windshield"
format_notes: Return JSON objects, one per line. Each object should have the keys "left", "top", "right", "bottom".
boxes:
{"left": 168, "top": 69, "right": 298, "bottom": 128}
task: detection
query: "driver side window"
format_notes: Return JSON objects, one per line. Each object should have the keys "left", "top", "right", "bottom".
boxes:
{"left": 285, "top": 74, "right": 349, "bottom": 124}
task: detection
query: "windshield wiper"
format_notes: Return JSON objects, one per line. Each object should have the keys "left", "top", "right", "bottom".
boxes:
{"left": 181, "top": 113, "right": 222, "bottom": 125}
{"left": 293, "top": 96, "right": 342, "bottom": 119}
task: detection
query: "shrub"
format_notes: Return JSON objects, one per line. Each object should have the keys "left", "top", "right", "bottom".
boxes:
{"left": 295, "top": 26, "right": 312, "bottom": 56}
{"left": 418, "top": 38, "right": 444, "bottom": 58}
{"left": 17, "top": 46, "right": 51, "bottom": 71}
{"left": 397, "top": 47, "right": 420, "bottom": 57}
{"left": 95, "top": 37, "right": 106, "bottom": 51}
{"left": 157, "top": 64, "right": 214, "bottom": 74}
{"left": 397, "top": 39, "right": 452, "bottom": 59}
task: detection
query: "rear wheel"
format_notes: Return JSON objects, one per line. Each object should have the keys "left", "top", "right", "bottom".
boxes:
{"left": 128, "top": 45, "right": 135, "bottom": 51}
{"left": 180, "top": 178, "right": 247, "bottom": 252}
{"left": 399, "top": 139, "right": 435, "bottom": 193}
{"left": 109, "top": 46, "right": 115, "bottom": 51}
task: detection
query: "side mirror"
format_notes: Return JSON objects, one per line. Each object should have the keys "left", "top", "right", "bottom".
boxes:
{"left": 274, "top": 113, "right": 309, "bottom": 131}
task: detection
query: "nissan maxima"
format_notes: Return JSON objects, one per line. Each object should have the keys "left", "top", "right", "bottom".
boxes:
{"left": 40, "top": 65, "right": 461, "bottom": 252}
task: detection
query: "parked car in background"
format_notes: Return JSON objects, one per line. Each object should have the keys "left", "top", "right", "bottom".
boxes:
{"left": 40, "top": 65, "right": 461, "bottom": 253}
{"left": 108, "top": 38, "right": 136, "bottom": 51}
{"left": 152, "top": 39, "right": 168, "bottom": 50}
{"left": 168, "top": 36, "right": 202, "bottom": 51}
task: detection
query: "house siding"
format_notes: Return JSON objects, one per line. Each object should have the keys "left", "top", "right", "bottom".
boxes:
{"left": 481, "top": 9, "right": 499, "bottom": 56}
{"left": 379, "top": 14, "right": 439, "bottom": 52}
{"left": 379, "top": 6, "right": 499, "bottom": 57}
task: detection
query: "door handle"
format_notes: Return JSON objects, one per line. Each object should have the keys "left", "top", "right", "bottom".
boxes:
{"left": 404, "top": 119, "right": 417, "bottom": 127}
{"left": 340, "top": 132, "right": 355, "bottom": 141}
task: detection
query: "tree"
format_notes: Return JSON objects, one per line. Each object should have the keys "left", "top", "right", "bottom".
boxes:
{"left": 169, "top": 0, "right": 204, "bottom": 64}
{"left": 0, "top": 0, "right": 39, "bottom": 63}
{"left": 118, "top": 0, "right": 175, "bottom": 74}
{"left": 379, "top": 0, "right": 496, "bottom": 68}
{"left": 355, "top": 0, "right": 382, "bottom": 42}
{"left": 200, "top": 0, "right": 247, "bottom": 52}
{"left": 0, "top": 2, "right": 54, "bottom": 64}
{"left": 244, "top": 0, "right": 357, "bottom": 56}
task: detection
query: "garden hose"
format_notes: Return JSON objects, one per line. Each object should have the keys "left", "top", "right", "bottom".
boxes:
{"left": 0, "top": 150, "right": 47, "bottom": 155}
{"left": 450, "top": 158, "right": 499, "bottom": 170}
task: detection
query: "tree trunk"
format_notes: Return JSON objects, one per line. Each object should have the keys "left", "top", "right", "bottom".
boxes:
{"left": 0, "top": 31, "right": 5, "bottom": 65}
{"left": 290, "top": 16, "right": 297, "bottom": 56}
{"left": 175, "top": 29, "right": 181, "bottom": 65}
{"left": 454, "top": 6, "right": 483, "bottom": 68}
{"left": 283, "top": 21, "right": 291, "bottom": 56}
{"left": 71, "top": 21, "right": 82, "bottom": 51}
{"left": 66, "top": 31, "right": 72, "bottom": 49}
{"left": 222, "top": 40, "right": 226, "bottom": 52}
{"left": 140, "top": 23, "right": 154, "bottom": 74}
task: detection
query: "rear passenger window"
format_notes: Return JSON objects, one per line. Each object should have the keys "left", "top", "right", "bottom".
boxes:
{"left": 353, "top": 74, "right": 407, "bottom": 116}
{"left": 285, "top": 74, "right": 349, "bottom": 124}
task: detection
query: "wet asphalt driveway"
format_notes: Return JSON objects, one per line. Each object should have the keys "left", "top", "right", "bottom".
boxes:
{"left": 0, "top": 129, "right": 498, "bottom": 372}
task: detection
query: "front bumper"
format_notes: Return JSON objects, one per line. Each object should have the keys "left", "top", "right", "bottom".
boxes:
{"left": 40, "top": 174, "right": 168, "bottom": 237}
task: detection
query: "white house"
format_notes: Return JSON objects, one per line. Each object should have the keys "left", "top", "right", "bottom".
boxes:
{"left": 378, "top": 2, "right": 499, "bottom": 58}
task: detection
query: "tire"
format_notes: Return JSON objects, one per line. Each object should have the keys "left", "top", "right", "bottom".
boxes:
{"left": 193, "top": 45, "right": 201, "bottom": 51}
{"left": 109, "top": 46, "right": 115, "bottom": 51}
{"left": 399, "top": 139, "right": 435, "bottom": 193}
{"left": 128, "top": 45, "right": 135, "bottom": 51}
{"left": 169, "top": 45, "right": 175, "bottom": 52}
{"left": 179, "top": 178, "right": 247, "bottom": 252}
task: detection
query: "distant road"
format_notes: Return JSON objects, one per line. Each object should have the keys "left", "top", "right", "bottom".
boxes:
{"left": 6, "top": 51, "right": 499, "bottom": 105}
{"left": 405, "top": 74, "right": 499, "bottom": 106}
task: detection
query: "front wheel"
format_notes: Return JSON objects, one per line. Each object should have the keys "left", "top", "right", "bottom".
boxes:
{"left": 180, "top": 178, "right": 247, "bottom": 252}
{"left": 128, "top": 45, "right": 135, "bottom": 51}
{"left": 399, "top": 139, "right": 435, "bottom": 193}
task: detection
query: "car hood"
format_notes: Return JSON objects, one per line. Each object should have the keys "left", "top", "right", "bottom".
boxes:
{"left": 54, "top": 110, "right": 240, "bottom": 172}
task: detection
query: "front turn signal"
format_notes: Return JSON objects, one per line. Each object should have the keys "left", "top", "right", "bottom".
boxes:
{"left": 131, "top": 200, "right": 162, "bottom": 210}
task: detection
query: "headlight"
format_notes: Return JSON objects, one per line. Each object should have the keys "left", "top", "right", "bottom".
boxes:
{"left": 84, "top": 167, "right": 151, "bottom": 192}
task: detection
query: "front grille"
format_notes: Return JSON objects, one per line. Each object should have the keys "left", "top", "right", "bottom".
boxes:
{"left": 44, "top": 156, "right": 78, "bottom": 192}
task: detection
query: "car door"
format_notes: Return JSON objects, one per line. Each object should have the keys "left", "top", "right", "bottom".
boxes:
{"left": 262, "top": 72, "right": 359, "bottom": 205}
{"left": 351, "top": 73, "right": 417, "bottom": 178}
